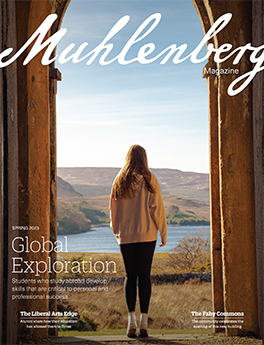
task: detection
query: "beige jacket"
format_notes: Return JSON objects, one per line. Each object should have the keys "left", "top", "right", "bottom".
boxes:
{"left": 110, "top": 173, "right": 167, "bottom": 245}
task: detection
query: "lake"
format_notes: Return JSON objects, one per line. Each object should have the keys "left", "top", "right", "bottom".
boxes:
{"left": 57, "top": 225, "right": 210, "bottom": 253}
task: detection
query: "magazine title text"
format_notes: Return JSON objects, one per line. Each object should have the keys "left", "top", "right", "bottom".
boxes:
{"left": 0, "top": 12, "right": 263, "bottom": 96}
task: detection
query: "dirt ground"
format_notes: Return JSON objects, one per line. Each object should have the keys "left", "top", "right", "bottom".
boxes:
{"left": 22, "top": 333, "right": 263, "bottom": 345}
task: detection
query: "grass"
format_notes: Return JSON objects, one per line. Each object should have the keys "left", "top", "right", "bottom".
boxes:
{"left": 57, "top": 282, "right": 212, "bottom": 332}
{"left": 56, "top": 251, "right": 212, "bottom": 334}
{"left": 57, "top": 251, "right": 210, "bottom": 282}
{"left": 57, "top": 252, "right": 181, "bottom": 279}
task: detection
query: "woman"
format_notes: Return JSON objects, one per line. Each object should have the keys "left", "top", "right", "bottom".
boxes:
{"left": 110, "top": 145, "right": 167, "bottom": 338}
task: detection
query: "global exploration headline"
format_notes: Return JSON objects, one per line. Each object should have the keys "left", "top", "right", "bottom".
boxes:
{"left": 11, "top": 236, "right": 117, "bottom": 276}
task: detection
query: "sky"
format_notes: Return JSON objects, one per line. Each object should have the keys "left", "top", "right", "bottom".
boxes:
{"left": 56, "top": 0, "right": 209, "bottom": 173}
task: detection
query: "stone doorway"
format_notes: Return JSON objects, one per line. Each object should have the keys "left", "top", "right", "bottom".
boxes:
{"left": 0, "top": 0, "right": 263, "bottom": 344}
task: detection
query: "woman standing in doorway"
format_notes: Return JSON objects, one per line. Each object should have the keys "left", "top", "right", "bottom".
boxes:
{"left": 110, "top": 145, "right": 167, "bottom": 338}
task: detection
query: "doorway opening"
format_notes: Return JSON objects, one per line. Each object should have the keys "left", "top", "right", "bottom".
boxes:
{"left": 54, "top": 0, "right": 211, "bottom": 335}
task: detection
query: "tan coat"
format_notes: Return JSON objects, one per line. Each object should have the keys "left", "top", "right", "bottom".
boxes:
{"left": 110, "top": 173, "right": 167, "bottom": 245}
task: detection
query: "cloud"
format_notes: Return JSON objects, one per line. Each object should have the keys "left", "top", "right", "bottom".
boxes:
{"left": 57, "top": 86, "right": 208, "bottom": 130}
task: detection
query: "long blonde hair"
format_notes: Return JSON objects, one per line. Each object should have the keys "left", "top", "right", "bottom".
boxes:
{"left": 112, "top": 145, "right": 156, "bottom": 200}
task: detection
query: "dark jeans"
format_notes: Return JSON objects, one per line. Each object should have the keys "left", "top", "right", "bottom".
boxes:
{"left": 120, "top": 240, "right": 156, "bottom": 314}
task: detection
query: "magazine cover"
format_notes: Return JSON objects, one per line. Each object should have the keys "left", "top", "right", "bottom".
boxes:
{"left": 0, "top": 0, "right": 263, "bottom": 344}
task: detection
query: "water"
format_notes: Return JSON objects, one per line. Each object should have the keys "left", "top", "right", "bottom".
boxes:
{"left": 57, "top": 225, "right": 210, "bottom": 253}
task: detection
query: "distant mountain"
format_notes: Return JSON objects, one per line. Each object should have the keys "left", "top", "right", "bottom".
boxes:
{"left": 57, "top": 176, "right": 83, "bottom": 198}
{"left": 57, "top": 194, "right": 210, "bottom": 224}
{"left": 57, "top": 167, "right": 210, "bottom": 203}
{"left": 57, "top": 172, "right": 210, "bottom": 225}
{"left": 57, "top": 167, "right": 119, "bottom": 186}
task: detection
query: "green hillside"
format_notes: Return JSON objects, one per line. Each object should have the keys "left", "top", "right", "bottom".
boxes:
{"left": 57, "top": 200, "right": 108, "bottom": 235}
{"left": 57, "top": 175, "right": 210, "bottom": 233}
{"left": 166, "top": 205, "right": 209, "bottom": 226}
{"left": 58, "top": 194, "right": 210, "bottom": 229}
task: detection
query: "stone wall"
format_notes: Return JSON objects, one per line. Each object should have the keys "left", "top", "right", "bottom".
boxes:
{"left": 193, "top": 0, "right": 260, "bottom": 337}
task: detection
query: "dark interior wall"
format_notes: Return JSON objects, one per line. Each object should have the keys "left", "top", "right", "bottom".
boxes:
{"left": 0, "top": 3, "right": 5, "bottom": 344}
{"left": 252, "top": 0, "right": 264, "bottom": 340}
{"left": 1, "top": 0, "right": 20, "bottom": 344}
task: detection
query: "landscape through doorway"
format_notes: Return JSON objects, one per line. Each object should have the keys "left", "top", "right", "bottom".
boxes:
{"left": 55, "top": 0, "right": 211, "bottom": 335}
